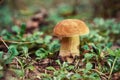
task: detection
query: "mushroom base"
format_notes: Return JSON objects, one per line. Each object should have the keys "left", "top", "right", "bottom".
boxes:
{"left": 59, "top": 36, "right": 80, "bottom": 63}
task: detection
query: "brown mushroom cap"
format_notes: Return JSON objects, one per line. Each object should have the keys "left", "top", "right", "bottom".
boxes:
{"left": 53, "top": 19, "right": 89, "bottom": 37}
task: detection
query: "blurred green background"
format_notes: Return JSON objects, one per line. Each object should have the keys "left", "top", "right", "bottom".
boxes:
{"left": 0, "top": 0, "right": 119, "bottom": 30}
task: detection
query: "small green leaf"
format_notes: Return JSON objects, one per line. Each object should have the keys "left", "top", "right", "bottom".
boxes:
{"left": 35, "top": 48, "right": 49, "bottom": 59}
{"left": 71, "top": 73, "right": 81, "bottom": 79}
{"left": 0, "top": 52, "right": 3, "bottom": 60}
{"left": 12, "top": 25, "right": 20, "bottom": 33}
{"left": 5, "top": 45, "right": 19, "bottom": 64}
{"left": 115, "top": 49, "right": 120, "bottom": 57}
{"left": 107, "top": 48, "right": 120, "bottom": 57}
{"left": 67, "top": 65, "right": 74, "bottom": 70}
{"left": 8, "top": 45, "right": 19, "bottom": 56}
{"left": 21, "top": 46, "right": 28, "bottom": 57}
{"left": 107, "top": 48, "right": 115, "bottom": 56}
{"left": 44, "top": 35, "right": 52, "bottom": 44}
{"left": 56, "top": 60, "right": 62, "bottom": 66}
{"left": 83, "top": 45, "right": 90, "bottom": 50}
{"left": 86, "top": 62, "right": 93, "bottom": 70}
{"left": 48, "top": 40, "right": 60, "bottom": 52}
{"left": 13, "top": 69, "right": 24, "bottom": 77}
{"left": 62, "top": 62, "right": 69, "bottom": 68}
{"left": 106, "top": 42, "right": 113, "bottom": 48}
{"left": 20, "top": 23, "right": 26, "bottom": 37}
{"left": 46, "top": 66, "right": 56, "bottom": 71}
{"left": 84, "top": 53, "right": 95, "bottom": 60}
{"left": 26, "top": 65, "right": 35, "bottom": 71}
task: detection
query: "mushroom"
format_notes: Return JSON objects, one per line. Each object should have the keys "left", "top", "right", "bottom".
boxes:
{"left": 53, "top": 19, "right": 89, "bottom": 63}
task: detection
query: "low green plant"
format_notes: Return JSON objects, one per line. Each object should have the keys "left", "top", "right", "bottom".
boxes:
{"left": 41, "top": 60, "right": 81, "bottom": 80}
{"left": 0, "top": 17, "right": 120, "bottom": 80}
{"left": 107, "top": 48, "right": 120, "bottom": 79}
{"left": 0, "top": 44, "right": 19, "bottom": 78}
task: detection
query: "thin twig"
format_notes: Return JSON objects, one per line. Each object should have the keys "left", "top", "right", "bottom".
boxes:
{"left": 91, "top": 69, "right": 108, "bottom": 79}
{"left": 15, "top": 57, "right": 25, "bottom": 80}
{"left": 108, "top": 57, "right": 118, "bottom": 80}
{"left": 0, "top": 38, "right": 33, "bottom": 44}
{"left": 0, "top": 37, "right": 9, "bottom": 49}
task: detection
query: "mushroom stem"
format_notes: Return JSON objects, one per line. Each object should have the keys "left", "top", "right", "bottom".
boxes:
{"left": 60, "top": 36, "right": 80, "bottom": 60}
